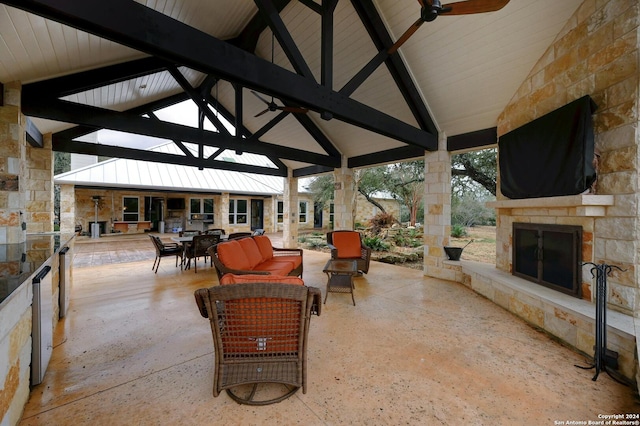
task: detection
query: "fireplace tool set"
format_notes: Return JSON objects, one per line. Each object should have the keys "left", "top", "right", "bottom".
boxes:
{"left": 575, "top": 262, "right": 627, "bottom": 385}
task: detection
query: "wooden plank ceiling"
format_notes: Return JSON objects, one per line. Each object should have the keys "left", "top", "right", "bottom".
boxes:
{"left": 0, "top": 0, "right": 582, "bottom": 177}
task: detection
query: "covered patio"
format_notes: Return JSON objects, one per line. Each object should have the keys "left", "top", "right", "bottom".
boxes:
{"left": 18, "top": 234, "right": 637, "bottom": 424}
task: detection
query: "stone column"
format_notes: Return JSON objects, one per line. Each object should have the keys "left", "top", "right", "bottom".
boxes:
{"left": 423, "top": 132, "right": 454, "bottom": 280}
{"left": 333, "top": 156, "right": 356, "bottom": 230}
{"left": 59, "top": 184, "right": 76, "bottom": 234}
{"left": 282, "top": 170, "right": 298, "bottom": 248}
{"left": 0, "top": 82, "right": 26, "bottom": 244}
{"left": 25, "top": 133, "right": 54, "bottom": 233}
{"left": 220, "top": 192, "right": 229, "bottom": 231}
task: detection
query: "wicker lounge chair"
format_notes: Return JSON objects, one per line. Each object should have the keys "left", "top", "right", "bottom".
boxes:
{"left": 326, "top": 230, "right": 372, "bottom": 274}
{"left": 194, "top": 281, "right": 321, "bottom": 405}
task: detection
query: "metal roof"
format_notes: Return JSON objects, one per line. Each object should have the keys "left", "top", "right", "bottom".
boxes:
{"left": 55, "top": 143, "right": 286, "bottom": 195}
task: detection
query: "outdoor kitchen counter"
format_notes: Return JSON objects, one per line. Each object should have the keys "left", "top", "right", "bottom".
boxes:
{"left": 0, "top": 233, "right": 75, "bottom": 306}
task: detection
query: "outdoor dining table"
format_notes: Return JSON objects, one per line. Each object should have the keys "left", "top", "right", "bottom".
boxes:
{"left": 170, "top": 234, "right": 227, "bottom": 269}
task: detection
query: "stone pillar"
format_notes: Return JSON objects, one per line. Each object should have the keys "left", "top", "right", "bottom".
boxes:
{"left": 423, "top": 132, "right": 454, "bottom": 280}
{"left": 333, "top": 156, "right": 356, "bottom": 230}
{"left": 0, "top": 82, "right": 26, "bottom": 244}
{"left": 25, "top": 133, "right": 54, "bottom": 234}
{"left": 59, "top": 184, "right": 76, "bottom": 234}
{"left": 282, "top": 170, "right": 298, "bottom": 248}
{"left": 220, "top": 192, "right": 229, "bottom": 230}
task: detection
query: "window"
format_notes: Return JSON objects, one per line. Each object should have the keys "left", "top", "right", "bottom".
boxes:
{"left": 229, "top": 199, "right": 248, "bottom": 224}
{"left": 277, "top": 201, "right": 284, "bottom": 224}
{"left": 190, "top": 197, "right": 214, "bottom": 220}
{"left": 123, "top": 197, "right": 139, "bottom": 222}
{"left": 299, "top": 201, "right": 308, "bottom": 223}
{"left": 329, "top": 203, "right": 334, "bottom": 225}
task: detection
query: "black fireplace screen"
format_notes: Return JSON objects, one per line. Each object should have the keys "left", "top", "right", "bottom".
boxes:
{"left": 513, "top": 223, "right": 582, "bottom": 298}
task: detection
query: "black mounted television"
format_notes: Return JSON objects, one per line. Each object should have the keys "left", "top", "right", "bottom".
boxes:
{"left": 167, "top": 198, "right": 185, "bottom": 210}
{"left": 499, "top": 95, "right": 597, "bottom": 199}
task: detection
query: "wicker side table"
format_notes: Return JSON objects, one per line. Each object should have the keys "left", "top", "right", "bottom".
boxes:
{"left": 323, "top": 259, "right": 358, "bottom": 306}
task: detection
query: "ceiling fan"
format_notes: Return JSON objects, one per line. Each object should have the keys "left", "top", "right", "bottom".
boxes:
{"left": 388, "top": 0, "right": 510, "bottom": 54}
{"left": 251, "top": 90, "right": 308, "bottom": 118}
{"left": 252, "top": 32, "right": 308, "bottom": 118}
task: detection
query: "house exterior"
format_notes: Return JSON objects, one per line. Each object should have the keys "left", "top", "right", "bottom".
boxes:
{"left": 55, "top": 144, "right": 400, "bottom": 236}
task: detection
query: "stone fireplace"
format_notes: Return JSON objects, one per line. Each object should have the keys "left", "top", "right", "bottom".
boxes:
{"left": 512, "top": 222, "right": 582, "bottom": 298}
{"left": 491, "top": 194, "right": 612, "bottom": 304}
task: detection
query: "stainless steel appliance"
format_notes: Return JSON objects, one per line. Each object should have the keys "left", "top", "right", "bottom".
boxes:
{"left": 32, "top": 265, "right": 53, "bottom": 386}
{"left": 58, "top": 246, "right": 71, "bottom": 318}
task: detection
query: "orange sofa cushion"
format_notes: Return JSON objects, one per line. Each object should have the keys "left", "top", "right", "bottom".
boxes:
{"left": 273, "top": 255, "right": 302, "bottom": 270}
{"left": 216, "top": 240, "right": 251, "bottom": 271}
{"left": 220, "top": 274, "right": 304, "bottom": 286}
{"left": 332, "top": 232, "right": 363, "bottom": 258}
{"left": 252, "top": 260, "right": 296, "bottom": 276}
{"left": 237, "top": 237, "right": 263, "bottom": 269}
{"left": 253, "top": 235, "right": 274, "bottom": 262}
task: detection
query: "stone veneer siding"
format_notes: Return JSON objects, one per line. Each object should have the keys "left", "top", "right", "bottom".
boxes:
{"left": 73, "top": 188, "right": 275, "bottom": 235}
{"left": 0, "top": 82, "right": 26, "bottom": 244}
{"left": 25, "top": 133, "right": 53, "bottom": 234}
{"left": 461, "top": 0, "right": 640, "bottom": 384}
{"left": 496, "top": 0, "right": 640, "bottom": 316}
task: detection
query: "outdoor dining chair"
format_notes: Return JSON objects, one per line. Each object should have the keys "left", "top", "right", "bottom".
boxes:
{"left": 149, "top": 235, "right": 183, "bottom": 273}
{"left": 184, "top": 234, "right": 220, "bottom": 273}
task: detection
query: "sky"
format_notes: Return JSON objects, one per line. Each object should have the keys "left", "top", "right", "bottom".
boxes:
{"left": 76, "top": 99, "right": 235, "bottom": 150}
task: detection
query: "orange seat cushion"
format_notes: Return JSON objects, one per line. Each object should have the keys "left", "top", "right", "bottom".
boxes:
{"left": 237, "top": 237, "right": 263, "bottom": 269}
{"left": 219, "top": 274, "right": 304, "bottom": 286}
{"left": 273, "top": 255, "right": 302, "bottom": 270}
{"left": 252, "top": 260, "right": 296, "bottom": 276}
{"left": 332, "top": 232, "right": 363, "bottom": 258}
{"left": 216, "top": 240, "right": 251, "bottom": 271}
{"left": 253, "top": 235, "right": 274, "bottom": 262}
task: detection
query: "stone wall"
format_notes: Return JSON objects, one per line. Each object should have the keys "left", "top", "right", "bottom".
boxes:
{"left": 496, "top": 0, "right": 640, "bottom": 315}
{"left": 25, "top": 134, "right": 53, "bottom": 234}
{"left": 73, "top": 188, "right": 276, "bottom": 235}
{"left": 0, "top": 82, "right": 26, "bottom": 244}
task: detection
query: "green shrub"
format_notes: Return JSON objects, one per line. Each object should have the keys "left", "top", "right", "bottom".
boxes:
{"left": 393, "top": 228, "right": 423, "bottom": 248}
{"left": 307, "top": 239, "right": 326, "bottom": 249}
{"left": 363, "top": 236, "right": 390, "bottom": 251}
{"left": 450, "top": 224, "right": 467, "bottom": 238}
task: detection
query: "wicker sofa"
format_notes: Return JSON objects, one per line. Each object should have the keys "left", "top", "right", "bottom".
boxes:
{"left": 209, "top": 235, "right": 303, "bottom": 280}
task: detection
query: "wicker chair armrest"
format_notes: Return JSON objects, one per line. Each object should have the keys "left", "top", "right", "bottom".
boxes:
{"left": 163, "top": 242, "right": 181, "bottom": 249}
{"left": 194, "top": 288, "right": 209, "bottom": 318}
{"left": 272, "top": 247, "right": 303, "bottom": 256}
{"left": 361, "top": 246, "right": 372, "bottom": 258}
{"left": 307, "top": 286, "right": 322, "bottom": 316}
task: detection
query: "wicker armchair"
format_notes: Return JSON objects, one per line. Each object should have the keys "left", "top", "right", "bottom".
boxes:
{"left": 194, "top": 282, "right": 321, "bottom": 405}
{"left": 326, "top": 230, "right": 372, "bottom": 274}
{"left": 184, "top": 234, "right": 220, "bottom": 273}
{"left": 149, "top": 235, "right": 183, "bottom": 273}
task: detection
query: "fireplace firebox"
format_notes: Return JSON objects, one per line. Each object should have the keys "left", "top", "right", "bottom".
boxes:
{"left": 512, "top": 223, "right": 582, "bottom": 298}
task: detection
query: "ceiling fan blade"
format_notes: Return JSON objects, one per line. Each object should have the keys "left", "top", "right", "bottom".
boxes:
{"left": 388, "top": 18, "right": 424, "bottom": 55}
{"left": 440, "top": 0, "right": 509, "bottom": 15}
{"left": 254, "top": 108, "right": 270, "bottom": 118}
{"left": 281, "top": 106, "right": 309, "bottom": 114}
{"left": 250, "top": 90, "right": 271, "bottom": 106}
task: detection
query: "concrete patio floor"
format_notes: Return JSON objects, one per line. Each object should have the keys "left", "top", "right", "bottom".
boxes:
{"left": 18, "top": 233, "right": 639, "bottom": 425}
